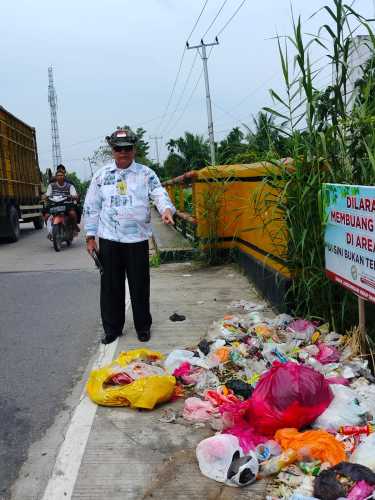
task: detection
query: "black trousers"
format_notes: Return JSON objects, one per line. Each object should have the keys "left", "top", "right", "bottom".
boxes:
{"left": 99, "top": 238, "right": 152, "bottom": 337}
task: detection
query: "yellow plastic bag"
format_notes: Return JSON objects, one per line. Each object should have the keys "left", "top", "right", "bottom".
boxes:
{"left": 86, "top": 348, "right": 176, "bottom": 409}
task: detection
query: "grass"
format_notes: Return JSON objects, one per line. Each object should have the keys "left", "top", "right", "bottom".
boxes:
{"left": 149, "top": 253, "right": 161, "bottom": 268}
{"left": 252, "top": 0, "right": 375, "bottom": 333}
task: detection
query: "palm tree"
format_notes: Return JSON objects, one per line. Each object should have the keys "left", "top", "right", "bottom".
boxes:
{"left": 165, "top": 132, "right": 210, "bottom": 175}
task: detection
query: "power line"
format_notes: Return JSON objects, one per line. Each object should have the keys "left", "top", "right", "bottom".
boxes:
{"left": 187, "top": 0, "right": 209, "bottom": 42}
{"left": 215, "top": 0, "right": 248, "bottom": 38}
{"left": 202, "top": 0, "right": 229, "bottom": 39}
{"left": 163, "top": 68, "right": 204, "bottom": 139}
{"left": 156, "top": 0, "right": 212, "bottom": 135}
{"left": 156, "top": 48, "right": 187, "bottom": 134}
{"left": 160, "top": 50, "right": 199, "bottom": 137}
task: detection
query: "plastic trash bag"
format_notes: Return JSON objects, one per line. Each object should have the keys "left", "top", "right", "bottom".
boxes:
{"left": 183, "top": 397, "right": 218, "bottom": 422}
{"left": 164, "top": 349, "right": 196, "bottom": 373}
{"left": 275, "top": 428, "right": 346, "bottom": 465}
{"left": 351, "top": 433, "right": 375, "bottom": 471}
{"left": 248, "top": 361, "right": 333, "bottom": 436}
{"left": 287, "top": 319, "right": 316, "bottom": 341}
{"left": 172, "top": 361, "right": 192, "bottom": 377}
{"left": 196, "top": 434, "right": 259, "bottom": 487}
{"left": 315, "top": 342, "right": 341, "bottom": 364}
{"left": 347, "top": 481, "right": 375, "bottom": 500}
{"left": 217, "top": 398, "right": 267, "bottom": 452}
{"left": 225, "top": 379, "right": 253, "bottom": 399}
{"left": 314, "top": 462, "right": 375, "bottom": 500}
{"left": 86, "top": 349, "right": 175, "bottom": 409}
{"left": 224, "top": 424, "right": 267, "bottom": 454}
{"left": 312, "top": 384, "right": 368, "bottom": 430}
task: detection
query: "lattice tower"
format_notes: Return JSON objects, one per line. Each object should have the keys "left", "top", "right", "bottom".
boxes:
{"left": 48, "top": 66, "right": 62, "bottom": 171}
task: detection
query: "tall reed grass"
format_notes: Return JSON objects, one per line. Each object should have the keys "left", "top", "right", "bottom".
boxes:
{"left": 258, "top": 0, "right": 375, "bottom": 332}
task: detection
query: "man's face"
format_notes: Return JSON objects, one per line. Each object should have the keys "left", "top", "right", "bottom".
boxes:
{"left": 112, "top": 145, "right": 135, "bottom": 168}
{"left": 56, "top": 172, "right": 65, "bottom": 184}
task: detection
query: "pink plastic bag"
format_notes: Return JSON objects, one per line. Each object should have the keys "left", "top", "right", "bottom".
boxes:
{"left": 288, "top": 319, "right": 316, "bottom": 336}
{"left": 223, "top": 424, "right": 267, "bottom": 453}
{"left": 218, "top": 399, "right": 268, "bottom": 452}
{"left": 248, "top": 361, "right": 333, "bottom": 436}
{"left": 347, "top": 481, "right": 375, "bottom": 500}
{"left": 183, "top": 397, "right": 218, "bottom": 422}
{"left": 173, "top": 362, "right": 192, "bottom": 377}
{"left": 315, "top": 342, "right": 341, "bottom": 364}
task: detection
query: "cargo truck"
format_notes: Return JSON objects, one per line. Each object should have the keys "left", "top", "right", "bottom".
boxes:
{"left": 0, "top": 106, "right": 44, "bottom": 241}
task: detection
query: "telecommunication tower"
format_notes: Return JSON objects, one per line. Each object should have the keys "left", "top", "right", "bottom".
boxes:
{"left": 48, "top": 66, "right": 62, "bottom": 171}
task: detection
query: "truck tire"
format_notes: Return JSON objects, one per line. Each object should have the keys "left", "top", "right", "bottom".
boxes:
{"left": 33, "top": 216, "right": 44, "bottom": 230}
{"left": 8, "top": 206, "right": 21, "bottom": 242}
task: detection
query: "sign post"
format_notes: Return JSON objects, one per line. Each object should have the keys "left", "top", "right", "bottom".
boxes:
{"left": 358, "top": 297, "right": 366, "bottom": 337}
{"left": 322, "top": 183, "right": 375, "bottom": 340}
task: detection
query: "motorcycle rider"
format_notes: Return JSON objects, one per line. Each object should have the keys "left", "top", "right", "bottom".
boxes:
{"left": 45, "top": 167, "right": 80, "bottom": 235}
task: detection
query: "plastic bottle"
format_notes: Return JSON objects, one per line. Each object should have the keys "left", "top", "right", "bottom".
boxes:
{"left": 258, "top": 449, "right": 297, "bottom": 478}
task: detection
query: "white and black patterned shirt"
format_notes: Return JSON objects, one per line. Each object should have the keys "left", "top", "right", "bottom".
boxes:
{"left": 83, "top": 161, "right": 175, "bottom": 243}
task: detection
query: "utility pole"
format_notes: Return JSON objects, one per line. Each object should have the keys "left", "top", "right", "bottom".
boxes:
{"left": 83, "top": 157, "right": 94, "bottom": 179}
{"left": 150, "top": 136, "right": 162, "bottom": 166}
{"left": 187, "top": 37, "right": 219, "bottom": 165}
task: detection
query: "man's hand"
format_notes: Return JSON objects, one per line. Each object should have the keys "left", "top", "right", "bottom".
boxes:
{"left": 86, "top": 237, "right": 97, "bottom": 255}
{"left": 162, "top": 208, "right": 174, "bottom": 225}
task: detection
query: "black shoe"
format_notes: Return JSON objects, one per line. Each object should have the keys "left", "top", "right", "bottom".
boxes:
{"left": 101, "top": 333, "right": 119, "bottom": 345}
{"left": 137, "top": 330, "right": 151, "bottom": 342}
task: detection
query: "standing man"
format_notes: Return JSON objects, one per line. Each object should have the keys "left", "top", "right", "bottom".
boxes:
{"left": 83, "top": 128, "right": 175, "bottom": 344}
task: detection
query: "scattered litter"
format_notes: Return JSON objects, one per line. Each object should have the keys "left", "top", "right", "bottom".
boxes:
{"left": 169, "top": 313, "right": 186, "bottom": 322}
{"left": 87, "top": 298, "right": 375, "bottom": 498}
{"left": 275, "top": 428, "right": 346, "bottom": 465}
{"left": 313, "top": 462, "right": 375, "bottom": 500}
{"left": 158, "top": 408, "right": 177, "bottom": 423}
{"left": 351, "top": 433, "right": 375, "bottom": 471}
{"left": 230, "top": 299, "right": 266, "bottom": 312}
{"left": 183, "top": 397, "right": 218, "bottom": 422}
{"left": 312, "top": 384, "right": 368, "bottom": 430}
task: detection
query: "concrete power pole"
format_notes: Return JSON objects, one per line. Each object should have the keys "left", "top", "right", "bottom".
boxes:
{"left": 187, "top": 38, "right": 219, "bottom": 165}
{"left": 150, "top": 136, "right": 162, "bottom": 166}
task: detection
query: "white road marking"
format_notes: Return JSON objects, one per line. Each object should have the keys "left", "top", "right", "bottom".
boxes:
{"left": 41, "top": 288, "right": 131, "bottom": 500}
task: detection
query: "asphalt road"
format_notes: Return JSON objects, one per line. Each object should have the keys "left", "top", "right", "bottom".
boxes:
{"left": 0, "top": 224, "right": 101, "bottom": 499}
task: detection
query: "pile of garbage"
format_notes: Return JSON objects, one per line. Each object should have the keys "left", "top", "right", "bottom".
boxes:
{"left": 86, "top": 300, "right": 375, "bottom": 499}
{"left": 163, "top": 301, "right": 375, "bottom": 499}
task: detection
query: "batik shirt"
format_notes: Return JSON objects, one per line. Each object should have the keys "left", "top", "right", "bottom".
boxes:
{"left": 83, "top": 161, "right": 175, "bottom": 243}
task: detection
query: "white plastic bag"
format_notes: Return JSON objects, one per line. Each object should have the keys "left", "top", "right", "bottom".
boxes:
{"left": 164, "top": 350, "right": 195, "bottom": 373}
{"left": 351, "top": 433, "right": 375, "bottom": 471}
{"left": 196, "top": 434, "right": 259, "bottom": 487}
{"left": 312, "top": 384, "right": 368, "bottom": 430}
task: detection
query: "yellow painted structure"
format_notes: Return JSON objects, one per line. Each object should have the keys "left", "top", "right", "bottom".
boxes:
{"left": 165, "top": 163, "right": 290, "bottom": 278}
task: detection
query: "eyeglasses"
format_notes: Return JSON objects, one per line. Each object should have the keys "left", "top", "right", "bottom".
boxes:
{"left": 113, "top": 145, "right": 134, "bottom": 153}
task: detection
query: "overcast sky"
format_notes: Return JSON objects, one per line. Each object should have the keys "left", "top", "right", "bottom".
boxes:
{"left": 1, "top": 0, "right": 374, "bottom": 179}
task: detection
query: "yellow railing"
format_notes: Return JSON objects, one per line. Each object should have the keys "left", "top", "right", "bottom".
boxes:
{"left": 164, "top": 162, "right": 290, "bottom": 278}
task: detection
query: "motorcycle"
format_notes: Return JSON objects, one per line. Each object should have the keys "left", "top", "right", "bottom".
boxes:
{"left": 47, "top": 196, "right": 76, "bottom": 252}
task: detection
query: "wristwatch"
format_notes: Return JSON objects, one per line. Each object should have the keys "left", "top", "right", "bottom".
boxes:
{"left": 86, "top": 236, "right": 95, "bottom": 242}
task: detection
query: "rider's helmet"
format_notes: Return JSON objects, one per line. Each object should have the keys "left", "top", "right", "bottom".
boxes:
{"left": 106, "top": 128, "right": 138, "bottom": 148}
{"left": 56, "top": 164, "right": 67, "bottom": 173}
